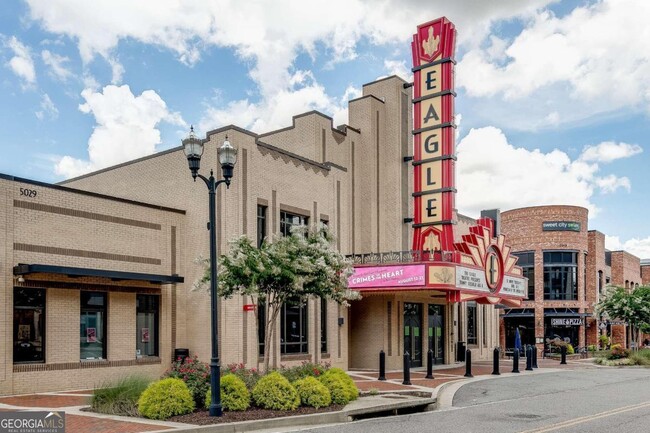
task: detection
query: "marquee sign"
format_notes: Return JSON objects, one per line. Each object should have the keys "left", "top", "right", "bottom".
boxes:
{"left": 411, "top": 17, "right": 457, "bottom": 252}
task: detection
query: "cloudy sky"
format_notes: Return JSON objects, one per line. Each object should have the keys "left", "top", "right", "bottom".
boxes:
{"left": 1, "top": 0, "right": 649, "bottom": 258}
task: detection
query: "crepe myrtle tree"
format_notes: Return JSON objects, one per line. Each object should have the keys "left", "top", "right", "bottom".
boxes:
{"left": 596, "top": 286, "right": 650, "bottom": 351}
{"left": 194, "top": 224, "right": 357, "bottom": 373}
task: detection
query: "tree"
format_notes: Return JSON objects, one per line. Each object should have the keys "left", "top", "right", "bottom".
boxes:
{"left": 196, "top": 225, "right": 356, "bottom": 373}
{"left": 596, "top": 286, "right": 650, "bottom": 350}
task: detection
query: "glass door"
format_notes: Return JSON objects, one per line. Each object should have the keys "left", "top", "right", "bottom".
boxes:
{"left": 428, "top": 304, "right": 445, "bottom": 364}
{"left": 404, "top": 303, "right": 423, "bottom": 367}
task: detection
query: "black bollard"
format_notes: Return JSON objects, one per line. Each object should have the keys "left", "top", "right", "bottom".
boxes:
{"left": 512, "top": 348, "right": 520, "bottom": 373}
{"left": 492, "top": 347, "right": 500, "bottom": 375}
{"left": 378, "top": 350, "right": 386, "bottom": 381}
{"left": 532, "top": 345, "right": 538, "bottom": 369}
{"left": 525, "top": 345, "right": 533, "bottom": 371}
{"left": 402, "top": 352, "right": 412, "bottom": 385}
{"left": 425, "top": 349, "right": 434, "bottom": 379}
{"left": 560, "top": 345, "right": 567, "bottom": 365}
{"left": 464, "top": 349, "right": 473, "bottom": 378}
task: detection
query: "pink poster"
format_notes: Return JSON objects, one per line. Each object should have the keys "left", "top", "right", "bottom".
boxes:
{"left": 86, "top": 327, "right": 96, "bottom": 343}
{"left": 348, "top": 265, "right": 426, "bottom": 289}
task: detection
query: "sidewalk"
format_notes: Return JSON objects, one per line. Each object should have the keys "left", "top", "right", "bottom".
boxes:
{"left": 0, "top": 357, "right": 595, "bottom": 433}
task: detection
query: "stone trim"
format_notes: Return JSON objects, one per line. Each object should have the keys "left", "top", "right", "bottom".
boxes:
{"left": 14, "top": 200, "right": 161, "bottom": 230}
{"left": 14, "top": 357, "right": 161, "bottom": 373}
{"left": 280, "top": 204, "right": 310, "bottom": 217}
{"left": 280, "top": 354, "right": 311, "bottom": 362}
{"left": 14, "top": 243, "right": 161, "bottom": 265}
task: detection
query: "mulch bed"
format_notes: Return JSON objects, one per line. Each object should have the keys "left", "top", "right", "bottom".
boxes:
{"left": 169, "top": 404, "right": 343, "bottom": 425}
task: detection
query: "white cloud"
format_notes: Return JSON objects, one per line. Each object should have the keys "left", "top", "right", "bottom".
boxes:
{"left": 54, "top": 85, "right": 185, "bottom": 178}
{"left": 579, "top": 141, "right": 643, "bottom": 163}
{"left": 456, "top": 127, "right": 635, "bottom": 217}
{"left": 25, "top": 0, "right": 555, "bottom": 129}
{"left": 4, "top": 36, "right": 36, "bottom": 87}
{"left": 199, "top": 71, "right": 358, "bottom": 133}
{"left": 41, "top": 50, "right": 73, "bottom": 81}
{"left": 457, "top": 0, "right": 650, "bottom": 128}
{"left": 605, "top": 235, "right": 650, "bottom": 260}
{"left": 382, "top": 59, "right": 412, "bottom": 82}
{"left": 35, "top": 93, "right": 59, "bottom": 120}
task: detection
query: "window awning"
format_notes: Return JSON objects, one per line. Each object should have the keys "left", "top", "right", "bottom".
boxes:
{"left": 502, "top": 308, "right": 535, "bottom": 317}
{"left": 13, "top": 263, "right": 183, "bottom": 284}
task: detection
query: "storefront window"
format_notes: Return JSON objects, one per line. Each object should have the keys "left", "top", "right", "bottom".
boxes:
{"left": 281, "top": 300, "right": 308, "bottom": 354}
{"left": 513, "top": 252, "right": 535, "bottom": 300}
{"left": 280, "top": 211, "right": 308, "bottom": 237}
{"left": 321, "top": 298, "right": 327, "bottom": 353}
{"left": 257, "top": 205, "right": 267, "bottom": 247}
{"left": 80, "top": 292, "right": 107, "bottom": 360}
{"left": 467, "top": 301, "right": 477, "bottom": 345}
{"left": 258, "top": 300, "right": 266, "bottom": 356}
{"left": 543, "top": 251, "right": 578, "bottom": 300}
{"left": 14, "top": 288, "right": 45, "bottom": 363}
{"left": 136, "top": 295, "right": 159, "bottom": 357}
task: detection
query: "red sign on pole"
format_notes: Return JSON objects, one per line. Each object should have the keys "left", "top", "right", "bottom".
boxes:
{"left": 243, "top": 304, "right": 256, "bottom": 312}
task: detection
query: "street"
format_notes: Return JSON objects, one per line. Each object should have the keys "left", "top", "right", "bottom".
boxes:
{"left": 297, "top": 368, "right": 650, "bottom": 433}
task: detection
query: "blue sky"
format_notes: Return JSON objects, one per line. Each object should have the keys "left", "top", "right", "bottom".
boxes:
{"left": 1, "top": 0, "right": 649, "bottom": 258}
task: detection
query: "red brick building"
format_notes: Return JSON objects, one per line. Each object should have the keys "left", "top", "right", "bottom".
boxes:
{"left": 499, "top": 205, "right": 643, "bottom": 354}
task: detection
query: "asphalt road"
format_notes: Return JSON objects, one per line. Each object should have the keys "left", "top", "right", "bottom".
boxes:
{"left": 295, "top": 368, "right": 650, "bottom": 433}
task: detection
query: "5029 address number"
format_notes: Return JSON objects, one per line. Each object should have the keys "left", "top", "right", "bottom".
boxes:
{"left": 20, "top": 188, "right": 37, "bottom": 198}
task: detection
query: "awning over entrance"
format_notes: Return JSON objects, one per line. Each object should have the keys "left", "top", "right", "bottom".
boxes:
{"left": 13, "top": 263, "right": 183, "bottom": 284}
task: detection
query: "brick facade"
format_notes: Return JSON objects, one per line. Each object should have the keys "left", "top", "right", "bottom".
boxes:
{"left": 500, "top": 205, "right": 643, "bottom": 353}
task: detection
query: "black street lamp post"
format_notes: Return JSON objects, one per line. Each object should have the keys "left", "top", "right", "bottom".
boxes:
{"left": 182, "top": 126, "right": 237, "bottom": 417}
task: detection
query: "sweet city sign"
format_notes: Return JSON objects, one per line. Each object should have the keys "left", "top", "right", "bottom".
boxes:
{"left": 348, "top": 18, "right": 527, "bottom": 307}
{"left": 542, "top": 221, "right": 581, "bottom": 232}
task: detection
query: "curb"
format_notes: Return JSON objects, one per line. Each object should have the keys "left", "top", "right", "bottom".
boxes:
{"left": 174, "top": 397, "right": 436, "bottom": 433}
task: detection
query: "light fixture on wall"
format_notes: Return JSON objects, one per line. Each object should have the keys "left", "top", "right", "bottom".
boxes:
{"left": 16, "top": 276, "right": 25, "bottom": 283}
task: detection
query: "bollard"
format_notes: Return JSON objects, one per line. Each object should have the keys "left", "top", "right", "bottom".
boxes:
{"left": 402, "top": 352, "right": 412, "bottom": 385}
{"left": 512, "top": 348, "right": 520, "bottom": 373}
{"left": 464, "top": 349, "right": 473, "bottom": 378}
{"left": 492, "top": 347, "right": 500, "bottom": 375}
{"left": 378, "top": 350, "right": 386, "bottom": 381}
{"left": 425, "top": 349, "right": 434, "bottom": 379}
{"left": 532, "top": 345, "right": 538, "bottom": 369}
{"left": 560, "top": 345, "right": 567, "bottom": 365}
{"left": 525, "top": 345, "right": 533, "bottom": 371}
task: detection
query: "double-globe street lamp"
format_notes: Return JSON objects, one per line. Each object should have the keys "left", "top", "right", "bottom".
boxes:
{"left": 182, "top": 126, "right": 237, "bottom": 417}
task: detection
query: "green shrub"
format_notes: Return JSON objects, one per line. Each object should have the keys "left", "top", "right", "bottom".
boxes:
{"left": 278, "top": 361, "right": 330, "bottom": 382}
{"left": 567, "top": 344, "right": 575, "bottom": 355}
{"left": 164, "top": 355, "right": 210, "bottom": 408}
{"left": 226, "top": 363, "right": 262, "bottom": 391}
{"left": 599, "top": 334, "right": 610, "bottom": 349}
{"left": 324, "top": 368, "right": 358, "bottom": 400}
{"left": 92, "top": 376, "right": 151, "bottom": 416}
{"left": 319, "top": 368, "right": 358, "bottom": 405}
{"left": 587, "top": 344, "right": 597, "bottom": 352}
{"left": 293, "top": 376, "right": 331, "bottom": 408}
{"left": 608, "top": 344, "right": 631, "bottom": 360}
{"left": 205, "top": 374, "right": 250, "bottom": 411}
{"left": 628, "top": 352, "right": 650, "bottom": 366}
{"left": 138, "top": 378, "right": 195, "bottom": 420}
{"left": 252, "top": 372, "right": 300, "bottom": 410}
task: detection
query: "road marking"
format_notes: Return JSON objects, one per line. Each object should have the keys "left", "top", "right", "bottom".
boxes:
{"left": 519, "top": 401, "right": 650, "bottom": 433}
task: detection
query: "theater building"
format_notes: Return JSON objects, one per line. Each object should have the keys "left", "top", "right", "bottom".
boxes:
{"left": 499, "top": 205, "right": 642, "bottom": 353}
{"left": 0, "top": 17, "right": 526, "bottom": 395}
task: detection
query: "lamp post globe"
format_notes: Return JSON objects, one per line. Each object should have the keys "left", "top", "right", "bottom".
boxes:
{"left": 217, "top": 136, "right": 237, "bottom": 182}
{"left": 181, "top": 127, "right": 236, "bottom": 417}
{"left": 182, "top": 126, "right": 204, "bottom": 179}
